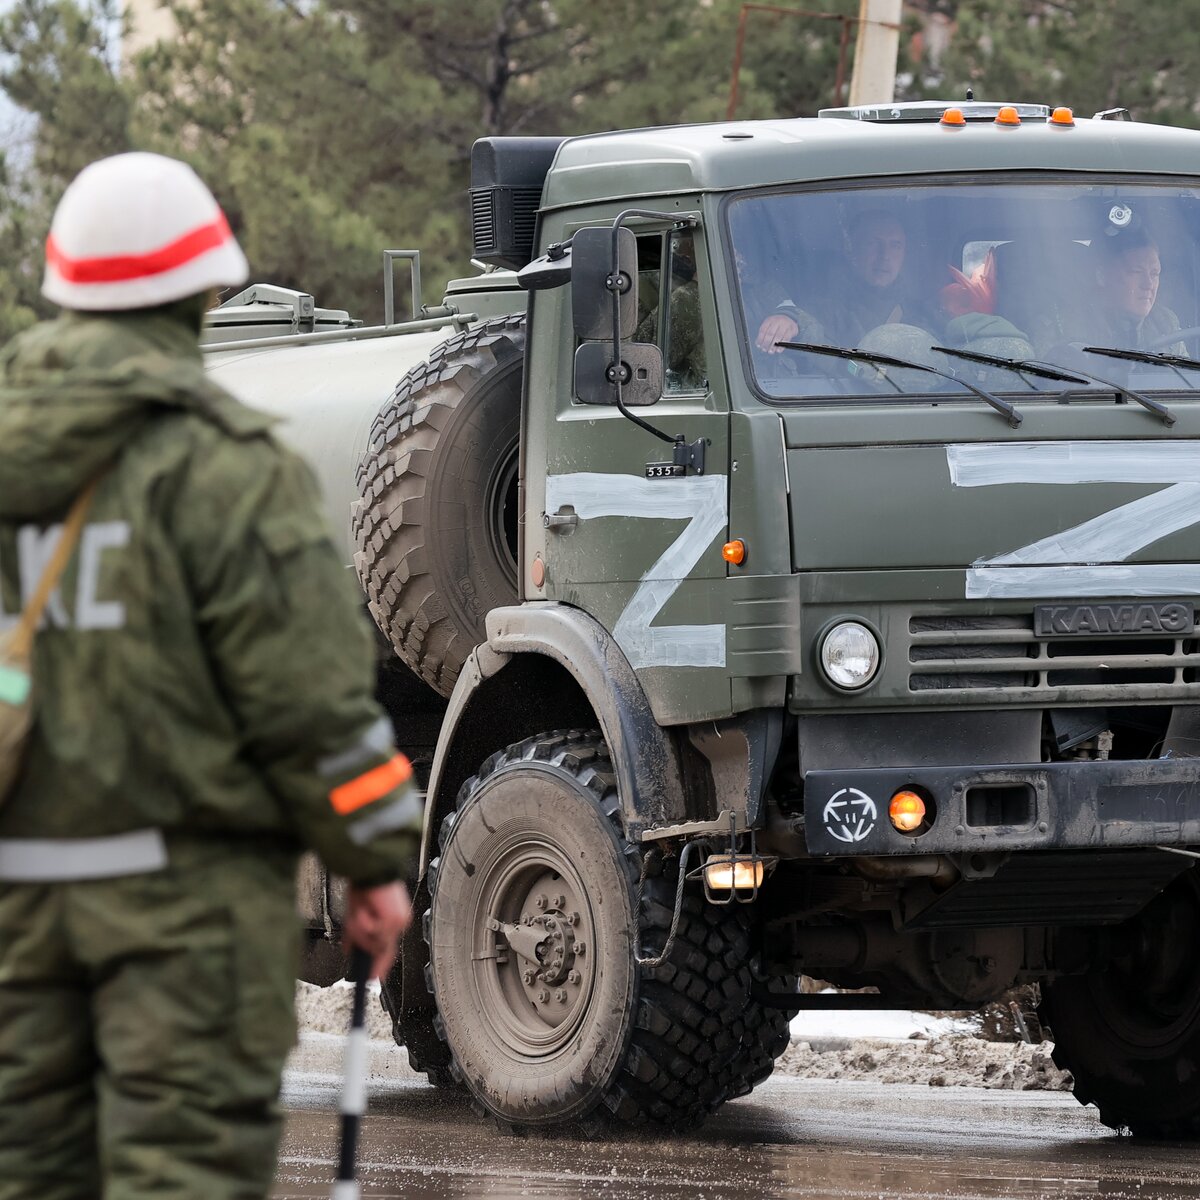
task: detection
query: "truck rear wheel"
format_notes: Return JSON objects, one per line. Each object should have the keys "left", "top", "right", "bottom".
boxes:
{"left": 426, "top": 730, "right": 768, "bottom": 1131}
{"left": 354, "top": 316, "right": 524, "bottom": 697}
{"left": 1041, "top": 868, "right": 1200, "bottom": 1137}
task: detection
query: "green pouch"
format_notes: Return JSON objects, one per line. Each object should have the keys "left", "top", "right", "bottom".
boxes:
{"left": 0, "top": 476, "right": 102, "bottom": 807}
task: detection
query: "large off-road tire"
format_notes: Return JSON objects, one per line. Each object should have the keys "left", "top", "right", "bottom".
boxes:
{"left": 354, "top": 316, "right": 525, "bottom": 698}
{"left": 1041, "top": 867, "right": 1200, "bottom": 1137}
{"left": 425, "top": 730, "right": 775, "bottom": 1131}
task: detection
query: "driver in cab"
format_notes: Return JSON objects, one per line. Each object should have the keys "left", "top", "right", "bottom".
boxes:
{"left": 754, "top": 211, "right": 928, "bottom": 354}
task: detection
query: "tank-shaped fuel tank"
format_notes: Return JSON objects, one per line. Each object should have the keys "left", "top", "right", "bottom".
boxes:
{"left": 204, "top": 326, "right": 456, "bottom": 565}
{"left": 201, "top": 272, "right": 525, "bottom": 565}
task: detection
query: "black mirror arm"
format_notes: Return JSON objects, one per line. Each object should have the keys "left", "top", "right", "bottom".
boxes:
{"left": 608, "top": 209, "right": 693, "bottom": 448}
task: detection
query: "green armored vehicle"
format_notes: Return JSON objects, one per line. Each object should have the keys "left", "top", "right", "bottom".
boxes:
{"left": 204, "top": 100, "right": 1200, "bottom": 1136}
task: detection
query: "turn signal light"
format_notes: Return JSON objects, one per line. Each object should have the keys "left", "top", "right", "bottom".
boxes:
{"left": 889, "top": 790, "right": 927, "bottom": 833}
{"left": 703, "top": 856, "right": 765, "bottom": 891}
{"left": 995, "top": 106, "right": 1021, "bottom": 126}
{"left": 940, "top": 107, "right": 966, "bottom": 127}
{"left": 1050, "top": 106, "right": 1075, "bottom": 127}
{"left": 722, "top": 539, "right": 746, "bottom": 566}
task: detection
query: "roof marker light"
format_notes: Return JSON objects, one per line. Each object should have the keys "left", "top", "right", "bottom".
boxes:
{"left": 1050, "top": 107, "right": 1075, "bottom": 127}
{"left": 940, "top": 108, "right": 966, "bottom": 127}
{"left": 995, "top": 106, "right": 1021, "bottom": 126}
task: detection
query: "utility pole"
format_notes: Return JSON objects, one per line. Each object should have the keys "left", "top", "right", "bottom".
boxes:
{"left": 847, "top": 0, "right": 902, "bottom": 106}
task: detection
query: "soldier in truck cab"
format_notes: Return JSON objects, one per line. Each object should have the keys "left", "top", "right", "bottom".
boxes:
{"left": 754, "top": 211, "right": 932, "bottom": 354}
{"left": 0, "top": 152, "right": 418, "bottom": 1200}
{"left": 1089, "top": 227, "right": 1186, "bottom": 355}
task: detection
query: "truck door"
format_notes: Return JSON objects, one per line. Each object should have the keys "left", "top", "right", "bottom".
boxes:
{"left": 527, "top": 221, "right": 734, "bottom": 723}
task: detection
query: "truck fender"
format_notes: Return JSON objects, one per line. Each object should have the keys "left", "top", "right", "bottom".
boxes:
{"left": 417, "top": 601, "right": 688, "bottom": 874}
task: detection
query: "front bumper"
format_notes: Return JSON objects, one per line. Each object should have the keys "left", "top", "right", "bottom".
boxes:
{"left": 803, "top": 758, "right": 1200, "bottom": 856}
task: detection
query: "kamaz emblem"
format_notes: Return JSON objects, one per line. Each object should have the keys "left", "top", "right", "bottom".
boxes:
{"left": 1035, "top": 601, "right": 1194, "bottom": 637}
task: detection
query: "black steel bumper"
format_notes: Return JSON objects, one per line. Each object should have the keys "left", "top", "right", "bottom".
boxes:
{"left": 803, "top": 758, "right": 1200, "bottom": 856}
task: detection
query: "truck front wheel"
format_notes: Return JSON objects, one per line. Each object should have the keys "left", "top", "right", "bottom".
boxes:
{"left": 426, "top": 730, "right": 769, "bottom": 1131}
{"left": 1041, "top": 867, "right": 1200, "bottom": 1137}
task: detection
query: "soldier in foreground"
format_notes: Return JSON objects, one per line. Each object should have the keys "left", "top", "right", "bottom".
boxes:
{"left": 0, "top": 152, "right": 419, "bottom": 1200}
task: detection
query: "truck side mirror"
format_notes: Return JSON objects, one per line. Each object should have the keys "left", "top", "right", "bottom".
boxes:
{"left": 573, "top": 340, "right": 663, "bottom": 406}
{"left": 571, "top": 226, "right": 638, "bottom": 342}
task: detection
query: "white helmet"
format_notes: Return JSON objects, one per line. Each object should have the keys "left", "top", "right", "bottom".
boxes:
{"left": 42, "top": 152, "right": 249, "bottom": 311}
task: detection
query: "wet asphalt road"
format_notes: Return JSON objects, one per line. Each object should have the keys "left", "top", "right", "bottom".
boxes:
{"left": 272, "top": 1038, "right": 1200, "bottom": 1199}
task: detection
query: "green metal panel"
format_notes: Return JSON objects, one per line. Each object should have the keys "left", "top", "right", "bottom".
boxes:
{"left": 542, "top": 119, "right": 1200, "bottom": 209}
{"left": 525, "top": 205, "right": 734, "bottom": 726}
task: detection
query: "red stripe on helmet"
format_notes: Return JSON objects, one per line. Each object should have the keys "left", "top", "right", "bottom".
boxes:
{"left": 45, "top": 213, "right": 234, "bottom": 284}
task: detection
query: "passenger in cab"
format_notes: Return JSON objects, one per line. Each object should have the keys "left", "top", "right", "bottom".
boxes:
{"left": 1089, "top": 229, "right": 1186, "bottom": 355}
{"left": 754, "top": 211, "right": 932, "bottom": 353}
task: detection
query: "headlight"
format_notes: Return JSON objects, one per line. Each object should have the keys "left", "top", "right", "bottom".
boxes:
{"left": 819, "top": 621, "right": 881, "bottom": 690}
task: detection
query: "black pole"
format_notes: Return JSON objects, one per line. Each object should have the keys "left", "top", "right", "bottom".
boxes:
{"left": 331, "top": 946, "right": 373, "bottom": 1199}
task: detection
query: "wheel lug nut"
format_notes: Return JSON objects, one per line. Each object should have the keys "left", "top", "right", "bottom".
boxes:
{"left": 534, "top": 894, "right": 547, "bottom": 910}
{"left": 574, "top": 942, "right": 586, "bottom": 955}
{"left": 566, "top": 912, "right": 579, "bottom": 926}
{"left": 567, "top": 970, "right": 580, "bottom": 985}
{"left": 522, "top": 970, "right": 535, "bottom": 985}
{"left": 551, "top": 894, "right": 565, "bottom": 909}
{"left": 537, "top": 989, "right": 549, "bottom": 1003}
{"left": 555, "top": 989, "right": 567, "bottom": 1003}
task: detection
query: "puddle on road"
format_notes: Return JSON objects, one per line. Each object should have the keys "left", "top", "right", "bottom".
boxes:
{"left": 272, "top": 1079, "right": 1200, "bottom": 1200}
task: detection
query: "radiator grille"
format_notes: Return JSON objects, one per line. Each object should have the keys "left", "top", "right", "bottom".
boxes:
{"left": 908, "top": 612, "right": 1200, "bottom": 697}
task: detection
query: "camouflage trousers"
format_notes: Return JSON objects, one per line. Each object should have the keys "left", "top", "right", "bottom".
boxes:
{"left": 0, "top": 840, "right": 300, "bottom": 1200}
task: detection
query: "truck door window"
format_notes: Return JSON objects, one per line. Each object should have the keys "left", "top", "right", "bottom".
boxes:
{"left": 634, "top": 230, "right": 708, "bottom": 394}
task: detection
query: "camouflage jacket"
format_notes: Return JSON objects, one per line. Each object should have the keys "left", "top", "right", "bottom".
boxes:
{"left": 0, "top": 311, "right": 418, "bottom": 884}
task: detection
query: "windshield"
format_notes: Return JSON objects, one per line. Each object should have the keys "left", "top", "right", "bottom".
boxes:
{"left": 727, "top": 179, "right": 1200, "bottom": 400}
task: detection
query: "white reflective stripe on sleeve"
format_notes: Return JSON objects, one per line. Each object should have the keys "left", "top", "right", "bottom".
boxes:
{"left": 0, "top": 828, "right": 167, "bottom": 882}
{"left": 341, "top": 1027, "right": 369, "bottom": 1116}
{"left": 346, "top": 790, "right": 424, "bottom": 846}
{"left": 318, "top": 717, "right": 395, "bottom": 780}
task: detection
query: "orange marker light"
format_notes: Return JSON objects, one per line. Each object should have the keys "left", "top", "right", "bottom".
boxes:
{"left": 940, "top": 108, "right": 966, "bottom": 127}
{"left": 722, "top": 539, "right": 746, "bottom": 566}
{"left": 995, "top": 106, "right": 1021, "bottom": 126}
{"left": 1050, "top": 106, "right": 1075, "bottom": 126}
{"left": 889, "top": 790, "right": 927, "bottom": 833}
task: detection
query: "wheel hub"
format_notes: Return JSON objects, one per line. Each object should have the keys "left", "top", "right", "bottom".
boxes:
{"left": 474, "top": 860, "right": 596, "bottom": 1052}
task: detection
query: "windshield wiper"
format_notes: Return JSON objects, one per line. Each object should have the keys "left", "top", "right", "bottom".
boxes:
{"left": 779, "top": 341, "right": 1022, "bottom": 427}
{"left": 932, "top": 344, "right": 1175, "bottom": 427}
{"left": 931, "top": 345, "right": 1088, "bottom": 385}
{"left": 1082, "top": 344, "right": 1200, "bottom": 386}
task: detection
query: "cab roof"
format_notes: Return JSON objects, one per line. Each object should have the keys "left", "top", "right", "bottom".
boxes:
{"left": 541, "top": 108, "right": 1200, "bottom": 210}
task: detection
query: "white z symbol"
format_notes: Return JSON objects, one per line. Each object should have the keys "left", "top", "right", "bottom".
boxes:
{"left": 544, "top": 472, "right": 727, "bottom": 669}
{"left": 948, "top": 442, "right": 1200, "bottom": 599}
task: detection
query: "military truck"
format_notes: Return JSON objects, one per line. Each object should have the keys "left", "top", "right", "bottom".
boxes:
{"left": 203, "top": 100, "right": 1200, "bottom": 1137}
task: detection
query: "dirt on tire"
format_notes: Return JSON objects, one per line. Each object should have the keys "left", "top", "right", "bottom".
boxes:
{"left": 425, "top": 729, "right": 791, "bottom": 1132}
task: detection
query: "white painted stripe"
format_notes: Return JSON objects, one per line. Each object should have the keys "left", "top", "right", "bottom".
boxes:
{"left": 346, "top": 791, "right": 423, "bottom": 846}
{"left": 947, "top": 441, "right": 1200, "bottom": 488}
{"left": 318, "top": 717, "right": 394, "bottom": 779}
{"left": 330, "top": 1180, "right": 360, "bottom": 1200}
{"left": 983, "top": 483, "right": 1200, "bottom": 566}
{"left": 0, "top": 829, "right": 168, "bottom": 882}
{"left": 545, "top": 472, "right": 727, "bottom": 670}
{"left": 341, "top": 1027, "right": 369, "bottom": 1116}
{"left": 966, "top": 564, "right": 1200, "bottom": 600}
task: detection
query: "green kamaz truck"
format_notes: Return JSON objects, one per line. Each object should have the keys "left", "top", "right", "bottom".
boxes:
{"left": 204, "top": 100, "right": 1200, "bottom": 1136}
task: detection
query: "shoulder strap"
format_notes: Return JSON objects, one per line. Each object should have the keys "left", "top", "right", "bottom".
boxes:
{"left": 9, "top": 476, "right": 104, "bottom": 660}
